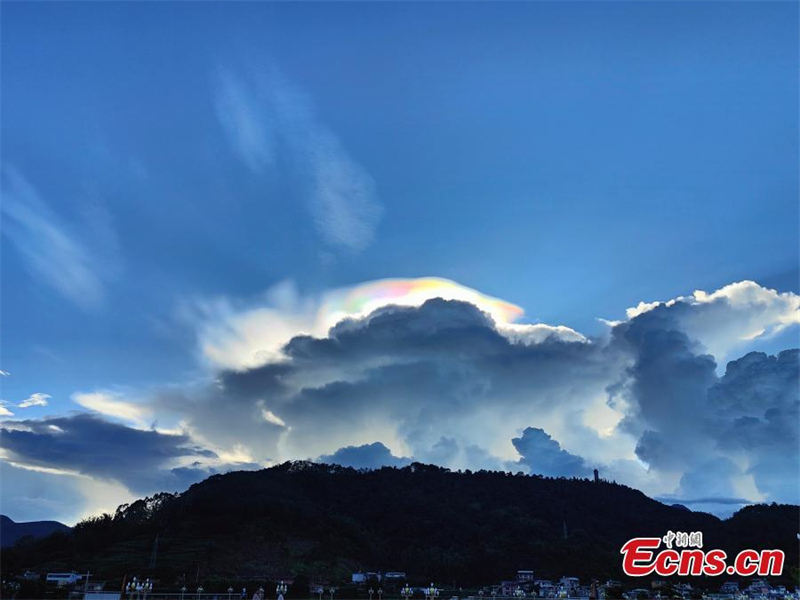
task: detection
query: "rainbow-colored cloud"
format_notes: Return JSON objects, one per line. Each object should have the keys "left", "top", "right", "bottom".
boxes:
{"left": 318, "top": 277, "right": 524, "bottom": 330}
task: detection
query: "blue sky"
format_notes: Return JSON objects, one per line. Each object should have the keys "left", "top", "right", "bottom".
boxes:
{"left": 1, "top": 1, "right": 798, "bottom": 523}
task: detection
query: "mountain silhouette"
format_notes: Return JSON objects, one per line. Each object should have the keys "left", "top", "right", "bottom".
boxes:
{"left": 0, "top": 514, "right": 70, "bottom": 548}
{"left": 1, "top": 462, "right": 796, "bottom": 587}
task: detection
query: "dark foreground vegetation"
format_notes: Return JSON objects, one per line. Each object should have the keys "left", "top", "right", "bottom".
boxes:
{"left": 1, "top": 462, "right": 797, "bottom": 589}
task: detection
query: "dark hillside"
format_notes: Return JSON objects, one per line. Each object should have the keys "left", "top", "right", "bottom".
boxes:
{"left": 1, "top": 462, "right": 796, "bottom": 587}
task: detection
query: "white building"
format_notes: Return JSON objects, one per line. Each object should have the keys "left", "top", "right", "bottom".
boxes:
{"left": 352, "top": 572, "right": 382, "bottom": 584}
{"left": 534, "top": 581, "right": 555, "bottom": 598}
{"left": 47, "top": 572, "right": 82, "bottom": 587}
{"left": 559, "top": 578, "right": 580, "bottom": 591}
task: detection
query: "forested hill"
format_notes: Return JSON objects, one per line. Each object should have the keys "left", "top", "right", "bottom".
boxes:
{"left": 2, "top": 462, "right": 797, "bottom": 586}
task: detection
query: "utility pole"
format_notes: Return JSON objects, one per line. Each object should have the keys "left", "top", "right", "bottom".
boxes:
{"left": 150, "top": 534, "right": 159, "bottom": 569}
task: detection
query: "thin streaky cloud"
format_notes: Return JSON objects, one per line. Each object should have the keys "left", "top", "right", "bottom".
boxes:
{"left": 1, "top": 168, "right": 117, "bottom": 310}
{"left": 213, "top": 67, "right": 382, "bottom": 254}
{"left": 214, "top": 69, "right": 275, "bottom": 173}
{"left": 307, "top": 129, "right": 382, "bottom": 253}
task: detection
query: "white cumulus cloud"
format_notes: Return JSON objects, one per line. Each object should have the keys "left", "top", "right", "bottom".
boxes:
{"left": 621, "top": 280, "right": 800, "bottom": 362}
{"left": 18, "top": 393, "right": 51, "bottom": 408}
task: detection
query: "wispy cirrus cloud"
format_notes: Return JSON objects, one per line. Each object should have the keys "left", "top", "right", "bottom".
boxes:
{"left": 1, "top": 168, "right": 120, "bottom": 309}
{"left": 213, "top": 67, "right": 382, "bottom": 254}
{"left": 214, "top": 70, "right": 276, "bottom": 173}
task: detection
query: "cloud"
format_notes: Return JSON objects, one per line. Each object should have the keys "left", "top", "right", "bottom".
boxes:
{"left": 655, "top": 496, "right": 752, "bottom": 506}
{"left": 318, "top": 442, "right": 412, "bottom": 470}
{"left": 214, "top": 69, "right": 275, "bottom": 173}
{"left": 609, "top": 293, "right": 799, "bottom": 507}
{"left": 185, "top": 280, "right": 319, "bottom": 370}
{"left": 1, "top": 167, "right": 120, "bottom": 309}
{"left": 155, "top": 385, "right": 285, "bottom": 469}
{"left": 677, "top": 457, "right": 745, "bottom": 502}
{"left": 305, "top": 130, "right": 381, "bottom": 252}
{"left": 207, "top": 297, "right": 621, "bottom": 473}
{"left": 261, "top": 407, "right": 287, "bottom": 428}
{"left": 709, "top": 350, "right": 799, "bottom": 503}
{"left": 512, "top": 427, "right": 591, "bottom": 478}
{"left": 72, "top": 391, "right": 152, "bottom": 428}
{"left": 621, "top": 281, "right": 800, "bottom": 362}
{"left": 2, "top": 279, "right": 797, "bottom": 521}
{"left": 0, "top": 413, "right": 219, "bottom": 494}
{"left": 0, "top": 460, "right": 87, "bottom": 524}
{"left": 190, "top": 277, "right": 580, "bottom": 371}
{"left": 213, "top": 67, "right": 382, "bottom": 254}
{"left": 18, "top": 393, "right": 51, "bottom": 408}
{"left": 195, "top": 279, "right": 797, "bottom": 512}
{"left": 0, "top": 402, "right": 14, "bottom": 417}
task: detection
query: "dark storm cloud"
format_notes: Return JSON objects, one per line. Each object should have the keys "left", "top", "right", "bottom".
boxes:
{"left": 709, "top": 350, "right": 799, "bottom": 501}
{"left": 282, "top": 298, "right": 509, "bottom": 365}
{"left": 157, "top": 385, "right": 286, "bottom": 466}
{"left": 0, "top": 413, "right": 218, "bottom": 494}
{"left": 512, "top": 427, "right": 590, "bottom": 478}
{"left": 210, "top": 298, "right": 613, "bottom": 466}
{"left": 610, "top": 304, "right": 724, "bottom": 476}
{"left": 222, "top": 299, "right": 606, "bottom": 398}
{"left": 611, "top": 306, "right": 718, "bottom": 443}
{"left": 610, "top": 298, "right": 799, "bottom": 503}
{"left": 5, "top": 284, "right": 796, "bottom": 518}
{"left": 200, "top": 295, "right": 798, "bottom": 506}
{"left": 708, "top": 349, "right": 799, "bottom": 415}
{"left": 422, "top": 437, "right": 460, "bottom": 466}
{"left": 318, "top": 442, "right": 411, "bottom": 469}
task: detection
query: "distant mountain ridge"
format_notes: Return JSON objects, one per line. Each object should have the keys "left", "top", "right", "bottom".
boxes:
{"left": 0, "top": 462, "right": 796, "bottom": 585}
{"left": 0, "top": 514, "right": 71, "bottom": 547}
